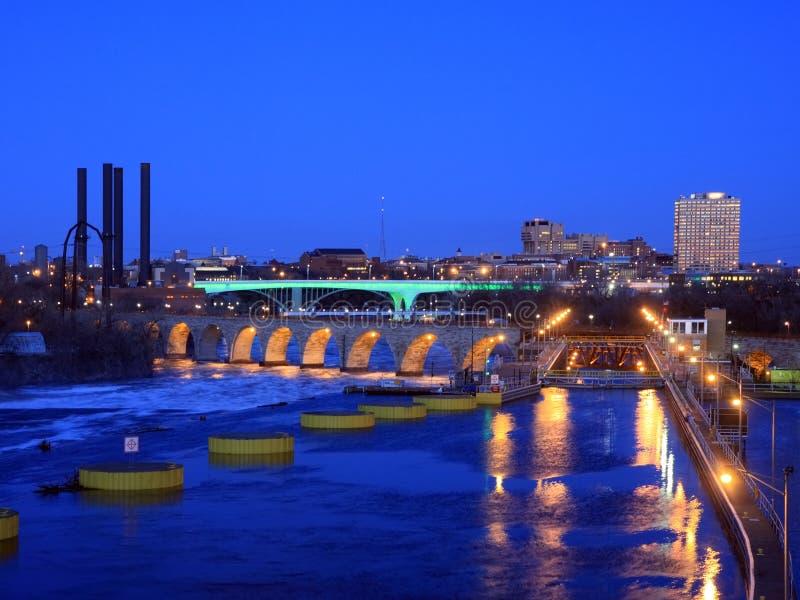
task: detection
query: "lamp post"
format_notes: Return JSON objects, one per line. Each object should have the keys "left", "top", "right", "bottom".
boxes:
{"left": 785, "top": 321, "right": 791, "bottom": 336}
{"left": 723, "top": 466, "right": 794, "bottom": 600}
{"left": 700, "top": 354, "right": 705, "bottom": 407}
{"left": 588, "top": 313, "right": 594, "bottom": 330}
{"left": 26, "top": 319, "right": 31, "bottom": 332}
{"left": 718, "top": 366, "right": 777, "bottom": 479}
{"left": 713, "top": 364, "right": 719, "bottom": 429}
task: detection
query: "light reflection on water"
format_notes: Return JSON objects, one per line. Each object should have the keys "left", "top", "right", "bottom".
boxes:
{"left": 479, "top": 386, "right": 727, "bottom": 598}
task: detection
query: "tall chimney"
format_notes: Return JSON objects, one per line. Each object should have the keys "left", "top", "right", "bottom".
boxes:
{"left": 102, "top": 163, "right": 113, "bottom": 304}
{"left": 76, "top": 168, "right": 87, "bottom": 274}
{"left": 138, "top": 162, "right": 151, "bottom": 285}
{"left": 113, "top": 167, "right": 124, "bottom": 286}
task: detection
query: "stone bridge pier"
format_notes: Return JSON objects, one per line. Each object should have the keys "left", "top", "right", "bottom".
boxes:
{"left": 131, "top": 315, "right": 519, "bottom": 376}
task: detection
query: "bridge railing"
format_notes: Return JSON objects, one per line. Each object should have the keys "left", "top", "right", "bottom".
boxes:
{"left": 543, "top": 369, "right": 662, "bottom": 378}
{"left": 566, "top": 335, "right": 647, "bottom": 342}
{"left": 541, "top": 369, "right": 664, "bottom": 388}
{"left": 741, "top": 381, "right": 800, "bottom": 394}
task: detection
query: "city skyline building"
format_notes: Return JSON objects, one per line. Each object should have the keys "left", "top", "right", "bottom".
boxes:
{"left": 34, "top": 244, "right": 48, "bottom": 277}
{"left": 673, "top": 192, "right": 741, "bottom": 272}
{"left": 521, "top": 218, "right": 565, "bottom": 255}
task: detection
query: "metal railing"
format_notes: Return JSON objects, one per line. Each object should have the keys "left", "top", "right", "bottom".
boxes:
{"left": 541, "top": 369, "right": 664, "bottom": 388}
{"left": 565, "top": 335, "right": 647, "bottom": 342}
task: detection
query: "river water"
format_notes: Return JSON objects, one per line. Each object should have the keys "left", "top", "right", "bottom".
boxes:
{"left": 0, "top": 353, "right": 750, "bottom": 599}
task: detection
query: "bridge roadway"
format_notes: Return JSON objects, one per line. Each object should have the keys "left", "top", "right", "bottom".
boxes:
{"left": 131, "top": 314, "right": 518, "bottom": 376}
{"left": 195, "top": 279, "right": 539, "bottom": 316}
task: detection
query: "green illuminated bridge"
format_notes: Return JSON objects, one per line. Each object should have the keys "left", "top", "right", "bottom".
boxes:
{"left": 196, "top": 280, "right": 538, "bottom": 316}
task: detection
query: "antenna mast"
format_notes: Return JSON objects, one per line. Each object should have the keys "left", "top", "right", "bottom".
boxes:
{"left": 379, "top": 195, "right": 387, "bottom": 260}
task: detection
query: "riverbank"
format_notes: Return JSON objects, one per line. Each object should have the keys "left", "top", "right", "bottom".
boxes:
{"left": 0, "top": 353, "right": 152, "bottom": 388}
{"left": 0, "top": 319, "right": 155, "bottom": 389}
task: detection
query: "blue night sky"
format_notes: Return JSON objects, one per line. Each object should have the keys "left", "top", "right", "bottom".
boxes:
{"left": 1, "top": 1, "right": 798, "bottom": 265}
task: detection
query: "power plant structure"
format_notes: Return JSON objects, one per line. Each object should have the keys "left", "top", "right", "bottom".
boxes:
{"left": 65, "top": 162, "right": 152, "bottom": 309}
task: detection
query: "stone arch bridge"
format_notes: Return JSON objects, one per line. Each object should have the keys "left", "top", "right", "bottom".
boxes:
{"left": 133, "top": 315, "right": 519, "bottom": 376}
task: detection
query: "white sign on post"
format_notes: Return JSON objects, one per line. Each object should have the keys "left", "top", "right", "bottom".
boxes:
{"left": 124, "top": 436, "right": 140, "bottom": 453}
{"left": 490, "top": 374, "right": 500, "bottom": 385}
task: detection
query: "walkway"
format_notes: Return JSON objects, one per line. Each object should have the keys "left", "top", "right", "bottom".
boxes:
{"left": 652, "top": 345, "right": 793, "bottom": 600}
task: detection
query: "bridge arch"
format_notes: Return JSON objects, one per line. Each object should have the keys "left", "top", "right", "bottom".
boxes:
{"left": 344, "top": 330, "right": 382, "bottom": 371}
{"left": 197, "top": 324, "right": 225, "bottom": 361}
{"left": 263, "top": 327, "right": 293, "bottom": 366}
{"left": 230, "top": 326, "right": 258, "bottom": 364}
{"left": 398, "top": 333, "right": 449, "bottom": 376}
{"left": 166, "top": 322, "right": 194, "bottom": 358}
{"left": 302, "top": 327, "right": 333, "bottom": 368}
{"left": 463, "top": 335, "right": 506, "bottom": 372}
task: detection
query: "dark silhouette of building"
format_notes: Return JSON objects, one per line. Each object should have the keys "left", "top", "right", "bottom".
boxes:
{"left": 34, "top": 244, "right": 48, "bottom": 278}
{"left": 299, "top": 248, "right": 368, "bottom": 278}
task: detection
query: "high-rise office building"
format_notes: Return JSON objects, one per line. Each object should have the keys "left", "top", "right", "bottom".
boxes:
{"left": 521, "top": 219, "right": 565, "bottom": 255}
{"left": 673, "top": 192, "right": 740, "bottom": 272}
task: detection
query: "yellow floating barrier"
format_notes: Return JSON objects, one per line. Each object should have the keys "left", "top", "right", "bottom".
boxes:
{"left": 79, "top": 462, "right": 184, "bottom": 491}
{"left": 413, "top": 395, "right": 477, "bottom": 411}
{"left": 0, "top": 508, "right": 19, "bottom": 541}
{"left": 209, "top": 452, "right": 294, "bottom": 468}
{"left": 357, "top": 403, "right": 427, "bottom": 420}
{"left": 208, "top": 432, "right": 294, "bottom": 455}
{"left": 80, "top": 489, "right": 184, "bottom": 508}
{"left": 0, "top": 537, "right": 18, "bottom": 560}
{"left": 475, "top": 392, "right": 503, "bottom": 406}
{"left": 301, "top": 410, "right": 375, "bottom": 429}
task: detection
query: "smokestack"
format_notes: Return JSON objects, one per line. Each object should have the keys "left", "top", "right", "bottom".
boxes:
{"left": 113, "top": 167, "right": 124, "bottom": 286}
{"left": 138, "top": 162, "right": 151, "bottom": 285}
{"left": 102, "top": 163, "right": 113, "bottom": 303}
{"left": 76, "top": 168, "right": 87, "bottom": 273}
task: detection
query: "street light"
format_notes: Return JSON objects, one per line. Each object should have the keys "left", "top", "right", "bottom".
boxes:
{"left": 25, "top": 319, "right": 31, "bottom": 332}
{"left": 708, "top": 372, "right": 718, "bottom": 430}
{"left": 720, "top": 466, "right": 794, "bottom": 600}
{"left": 588, "top": 314, "right": 594, "bottom": 329}
{"left": 732, "top": 396, "right": 743, "bottom": 459}
{"left": 719, "top": 367, "right": 777, "bottom": 479}
{"left": 785, "top": 321, "right": 791, "bottom": 336}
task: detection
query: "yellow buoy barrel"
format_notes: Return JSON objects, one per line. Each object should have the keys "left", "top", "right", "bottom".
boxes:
{"left": 209, "top": 452, "right": 294, "bottom": 467}
{"left": 475, "top": 392, "right": 503, "bottom": 406}
{"left": 357, "top": 403, "right": 427, "bottom": 420}
{"left": 301, "top": 410, "right": 375, "bottom": 429}
{"left": 414, "top": 395, "right": 477, "bottom": 411}
{"left": 208, "top": 432, "right": 294, "bottom": 455}
{"left": 0, "top": 508, "right": 19, "bottom": 540}
{"left": 79, "top": 462, "right": 184, "bottom": 491}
